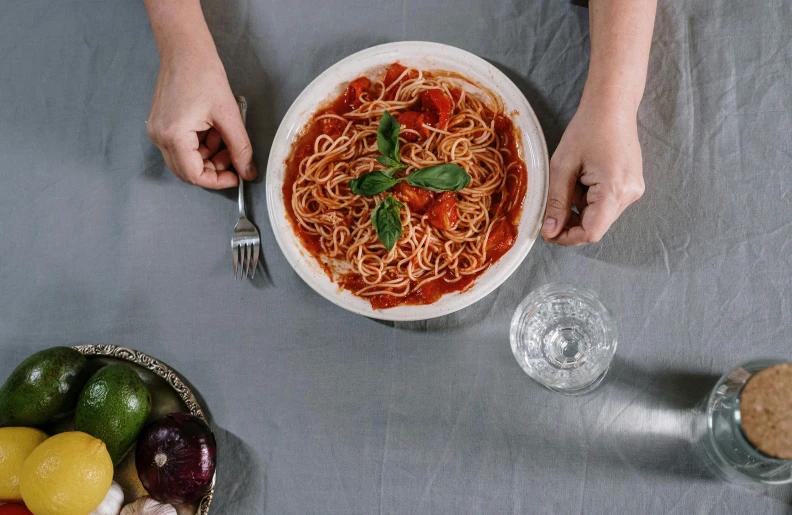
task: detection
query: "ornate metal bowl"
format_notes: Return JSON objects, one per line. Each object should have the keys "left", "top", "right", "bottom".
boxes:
{"left": 73, "top": 344, "right": 215, "bottom": 514}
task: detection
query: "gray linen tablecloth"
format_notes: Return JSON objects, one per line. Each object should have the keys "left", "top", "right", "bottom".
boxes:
{"left": 2, "top": 0, "right": 791, "bottom": 513}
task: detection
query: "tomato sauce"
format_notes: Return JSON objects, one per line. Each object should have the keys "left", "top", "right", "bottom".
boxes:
{"left": 282, "top": 63, "right": 529, "bottom": 310}
{"left": 340, "top": 272, "right": 481, "bottom": 310}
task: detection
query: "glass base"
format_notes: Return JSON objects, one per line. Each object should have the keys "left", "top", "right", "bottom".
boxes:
{"left": 539, "top": 365, "right": 610, "bottom": 396}
{"left": 510, "top": 283, "right": 618, "bottom": 395}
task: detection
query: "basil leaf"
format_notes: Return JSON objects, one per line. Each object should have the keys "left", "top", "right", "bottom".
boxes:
{"left": 377, "top": 111, "right": 401, "bottom": 163}
{"left": 405, "top": 164, "right": 471, "bottom": 192}
{"left": 349, "top": 171, "right": 399, "bottom": 196}
{"left": 371, "top": 195, "right": 404, "bottom": 252}
{"left": 376, "top": 155, "right": 403, "bottom": 168}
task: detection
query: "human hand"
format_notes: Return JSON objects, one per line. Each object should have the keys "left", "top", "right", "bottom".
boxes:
{"left": 146, "top": 40, "right": 256, "bottom": 189}
{"left": 541, "top": 97, "right": 645, "bottom": 245}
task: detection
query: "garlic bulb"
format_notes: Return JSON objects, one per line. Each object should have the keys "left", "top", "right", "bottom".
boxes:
{"left": 120, "top": 497, "right": 177, "bottom": 515}
{"left": 90, "top": 482, "right": 125, "bottom": 515}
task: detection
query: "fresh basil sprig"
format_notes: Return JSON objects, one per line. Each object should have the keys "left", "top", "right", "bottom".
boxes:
{"left": 404, "top": 164, "right": 470, "bottom": 192}
{"left": 350, "top": 111, "right": 472, "bottom": 250}
{"left": 376, "top": 111, "right": 406, "bottom": 176}
{"left": 371, "top": 195, "right": 404, "bottom": 252}
{"left": 349, "top": 171, "right": 399, "bottom": 196}
{"left": 351, "top": 164, "right": 469, "bottom": 196}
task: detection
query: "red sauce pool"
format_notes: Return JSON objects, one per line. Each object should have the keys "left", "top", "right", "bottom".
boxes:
{"left": 282, "top": 64, "right": 528, "bottom": 310}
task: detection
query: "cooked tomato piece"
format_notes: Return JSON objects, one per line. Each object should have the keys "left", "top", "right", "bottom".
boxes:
{"left": 421, "top": 89, "right": 453, "bottom": 129}
{"left": 319, "top": 110, "right": 345, "bottom": 138}
{"left": 494, "top": 114, "right": 512, "bottom": 132}
{"left": 394, "top": 181, "right": 435, "bottom": 213}
{"left": 384, "top": 63, "right": 418, "bottom": 100}
{"left": 343, "top": 87, "right": 358, "bottom": 108}
{"left": 397, "top": 111, "right": 437, "bottom": 141}
{"left": 397, "top": 111, "right": 422, "bottom": 141}
{"left": 384, "top": 63, "right": 408, "bottom": 87}
{"left": 344, "top": 77, "right": 371, "bottom": 109}
{"left": 421, "top": 111, "right": 438, "bottom": 131}
{"left": 486, "top": 218, "right": 517, "bottom": 262}
{"left": 350, "top": 76, "right": 371, "bottom": 95}
{"left": 427, "top": 192, "right": 459, "bottom": 230}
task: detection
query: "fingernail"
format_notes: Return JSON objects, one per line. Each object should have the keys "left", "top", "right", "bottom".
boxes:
{"left": 246, "top": 163, "right": 258, "bottom": 180}
{"left": 542, "top": 217, "right": 556, "bottom": 233}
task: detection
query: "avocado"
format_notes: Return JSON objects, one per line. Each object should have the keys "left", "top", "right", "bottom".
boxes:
{"left": 74, "top": 364, "right": 152, "bottom": 465}
{"left": 0, "top": 347, "right": 90, "bottom": 427}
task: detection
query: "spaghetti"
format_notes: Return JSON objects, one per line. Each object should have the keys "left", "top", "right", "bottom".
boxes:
{"left": 283, "top": 63, "right": 528, "bottom": 309}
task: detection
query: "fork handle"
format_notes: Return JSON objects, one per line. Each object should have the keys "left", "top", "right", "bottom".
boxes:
{"left": 236, "top": 96, "right": 249, "bottom": 219}
{"left": 238, "top": 166, "right": 246, "bottom": 218}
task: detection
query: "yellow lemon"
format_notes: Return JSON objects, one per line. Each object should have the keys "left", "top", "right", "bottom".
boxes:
{"left": 0, "top": 427, "right": 49, "bottom": 502}
{"left": 20, "top": 432, "right": 112, "bottom": 515}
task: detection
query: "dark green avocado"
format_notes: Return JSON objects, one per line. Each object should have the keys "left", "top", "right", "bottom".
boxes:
{"left": 74, "top": 364, "right": 152, "bottom": 465}
{"left": 0, "top": 346, "right": 90, "bottom": 427}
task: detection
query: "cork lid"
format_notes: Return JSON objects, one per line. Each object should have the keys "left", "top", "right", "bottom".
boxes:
{"left": 739, "top": 363, "right": 792, "bottom": 460}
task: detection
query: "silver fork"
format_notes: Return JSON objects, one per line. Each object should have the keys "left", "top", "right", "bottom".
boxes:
{"left": 231, "top": 96, "right": 261, "bottom": 279}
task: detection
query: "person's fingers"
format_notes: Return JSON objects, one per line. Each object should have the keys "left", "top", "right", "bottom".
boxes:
{"left": 541, "top": 153, "right": 579, "bottom": 239}
{"left": 213, "top": 102, "right": 258, "bottom": 181}
{"left": 198, "top": 144, "right": 211, "bottom": 160}
{"left": 572, "top": 183, "right": 588, "bottom": 213}
{"left": 163, "top": 132, "right": 235, "bottom": 189}
{"left": 163, "top": 132, "right": 204, "bottom": 183}
{"left": 205, "top": 128, "right": 223, "bottom": 154}
{"left": 547, "top": 226, "right": 587, "bottom": 247}
{"left": 198, "top": 129, "right": 224, "bottom": 160}
{"left": 194, "top": 168, "right": 239, "bottom": 189}
{"left": 548, "top": 192, "right": 621, "bottom": 246}
{"left": 210, "top": 148, "right": 232, "bottom": 171}
{"left": 194, "top": 148, "right": 237, "bottom": 189}
{"left": 564, "top": 209, "right": 581, "bottom": 229}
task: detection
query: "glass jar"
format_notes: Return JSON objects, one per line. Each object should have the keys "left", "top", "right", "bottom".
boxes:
{"left": 696, "top": 359, "right": 792, "bottom": 485}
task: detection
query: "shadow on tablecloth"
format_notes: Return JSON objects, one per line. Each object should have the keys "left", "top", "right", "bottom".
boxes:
{"left": 211, "top": 426, "right": 266, "bottom": 510}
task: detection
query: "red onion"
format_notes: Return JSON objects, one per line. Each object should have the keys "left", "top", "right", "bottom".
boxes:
{"left": 135, "top": 413, "right": 217, "bottom": 504}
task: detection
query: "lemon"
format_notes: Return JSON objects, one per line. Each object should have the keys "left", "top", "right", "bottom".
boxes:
{"left": 20, "top": 432, "right": 113, "bottom": 515}
{"left": 0, "top": 427, "right": 49, "bottom": 502}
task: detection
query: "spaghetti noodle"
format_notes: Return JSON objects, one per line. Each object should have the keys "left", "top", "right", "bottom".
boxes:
{"left": 283, "top": 63, "right": 528, "bottom": 309}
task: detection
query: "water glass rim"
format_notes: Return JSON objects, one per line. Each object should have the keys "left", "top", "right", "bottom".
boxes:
{"left": 510, "top": 282, "right": 618, "bottom": 349}
{"left": 509, "top": 282, "right": 619, "bottom": 394}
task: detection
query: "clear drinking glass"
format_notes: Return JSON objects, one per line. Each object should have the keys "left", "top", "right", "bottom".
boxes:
{"left": 510, "top": 283, "right": 618, "bottom": 395}
{"left": 696, "top": 359, "right": 792, "bottom": 485}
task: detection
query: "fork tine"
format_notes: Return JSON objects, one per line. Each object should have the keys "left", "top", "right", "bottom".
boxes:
{"left": 251, "top": 243, "right": 260, "bottom": 279}
{"left": 239, "top": 243, "right": 246, "bottom": 279}
{"left": 233, "top": 244, "right": 239, "bottom": 280}
{"left": 245, "top": 244, "right": 252, "bottom": 278}
{"left": 239, "top": 244, "right": 244, "bottom": 280}
{"left": 240, "top": 244, "right": 246, "bottom": 279}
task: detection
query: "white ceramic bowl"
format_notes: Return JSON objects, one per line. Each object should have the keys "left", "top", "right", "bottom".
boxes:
{"left": 266, "top": 41, "right": 549, "bottom": 321}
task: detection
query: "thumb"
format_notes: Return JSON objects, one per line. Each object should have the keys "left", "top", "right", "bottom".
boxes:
{"left": 542, "top": 154, "right": 579, "bottom": 239}
{"left": 213, "top": 101, "right": 258, "bottom": 181}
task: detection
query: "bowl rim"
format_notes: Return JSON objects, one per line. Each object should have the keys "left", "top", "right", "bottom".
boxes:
{"left": 265, "top": 41, "right": 549, "bottom": 321}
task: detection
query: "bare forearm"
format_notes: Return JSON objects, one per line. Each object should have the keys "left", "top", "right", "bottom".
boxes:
{"left": 582, "top": 0, "right": 658, "bottom": 115}
{"left": 142, "top": 0, "right": 256, "bottom": 189}
{"left": 142, "top": 0, "right": 216, "bottom": 62}
{"left": 542, "top": 0, "right": 655, "bottom": 245}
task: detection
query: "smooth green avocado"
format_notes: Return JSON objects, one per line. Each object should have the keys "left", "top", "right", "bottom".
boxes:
{"left": 0, "top": 346, "right": 90, "bottom": 427}
{"left": 74, "top": 364, "right": 152, "bottom": 465}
